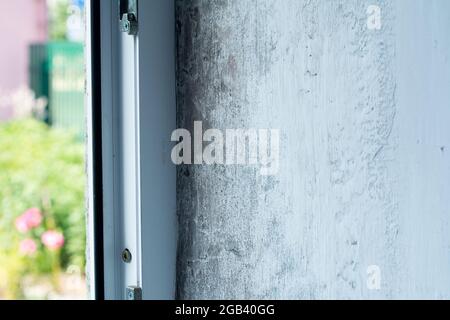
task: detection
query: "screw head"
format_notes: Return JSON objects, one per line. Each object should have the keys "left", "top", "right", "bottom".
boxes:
{"left": 122, "top": 249, "right": 132, "bottom": 263}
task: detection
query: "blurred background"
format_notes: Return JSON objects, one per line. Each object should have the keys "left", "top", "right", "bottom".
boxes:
{"left": 0, "top": 0, "right": 87, "bottom": 299}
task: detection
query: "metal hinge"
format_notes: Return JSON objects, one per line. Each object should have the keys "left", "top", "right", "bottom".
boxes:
{"left": 119, "top": 0, "right": 138, "bottom": 35}
{"left": 126, "top": 286, "right": 143, "bottom": 300}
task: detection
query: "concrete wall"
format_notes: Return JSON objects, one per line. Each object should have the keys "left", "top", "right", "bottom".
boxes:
{"left": 175, "top": 0, "right": 450, "bottom": 299}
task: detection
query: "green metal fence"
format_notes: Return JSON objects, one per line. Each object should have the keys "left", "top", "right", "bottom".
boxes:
{"left": 29, "top": 42, "right": 85, "bottom": 137}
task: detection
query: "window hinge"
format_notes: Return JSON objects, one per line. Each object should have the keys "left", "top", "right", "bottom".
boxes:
{"left": 126, "top": 286, "right": 143, "bottom": 300}
{"left": 119, "top": 0, "right": 138, "bottom": 36}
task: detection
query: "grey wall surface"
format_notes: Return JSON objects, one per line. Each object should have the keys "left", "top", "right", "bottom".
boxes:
{"left": 175, "top": 0, "right": 450, "bottom": 299}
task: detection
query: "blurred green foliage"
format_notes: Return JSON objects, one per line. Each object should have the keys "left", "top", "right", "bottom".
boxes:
{"left": 48, "top": 0, "right": 70, "bottom": 41}
{"left": 0, "top": 119, "right": 85, "bottom": 299}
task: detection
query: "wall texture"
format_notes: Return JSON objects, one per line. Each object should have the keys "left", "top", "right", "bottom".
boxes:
{"left": 175, "top": 0, "right": 450, "bottom": 299}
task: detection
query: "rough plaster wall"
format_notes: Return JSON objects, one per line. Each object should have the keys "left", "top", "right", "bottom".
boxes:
{"left": 175, "top": 0, "right": 450, "bottom": 299}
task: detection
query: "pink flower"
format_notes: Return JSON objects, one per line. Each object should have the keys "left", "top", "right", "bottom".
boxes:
{"left": 23, "top": 208, "right": 43, "bottom": 228}
{"left": 19, "top": 238, "right": 37, "bottom": 256}
{"left": 14, "top": 208, "right": 43, "bottom": 233}
{"left": 41, "top": 230, "right": 65, "bottom": 250}
{"left": 15, "top": 217, "right": 30, "bottom": 233}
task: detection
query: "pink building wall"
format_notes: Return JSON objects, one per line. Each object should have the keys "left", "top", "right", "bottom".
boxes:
{"left": 0, "top": 0, "right": 48, "bottom": 119}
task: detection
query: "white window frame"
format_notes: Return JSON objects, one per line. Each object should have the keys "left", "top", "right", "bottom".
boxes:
{"left": 86, "top": 0, "right": 177, "bottom": 300}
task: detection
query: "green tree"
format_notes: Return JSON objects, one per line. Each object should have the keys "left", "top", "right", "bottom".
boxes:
{"left": 48, "top": 0, "right": 71, "bottom": 41}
